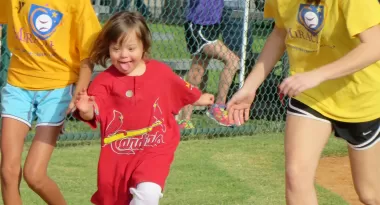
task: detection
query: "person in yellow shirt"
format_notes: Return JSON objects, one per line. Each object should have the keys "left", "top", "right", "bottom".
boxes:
{"left": 227, "top": 0, "right": 380, "bottom": 204}
{"left": 0, "top": 0, "right": 101, "bottom": 204}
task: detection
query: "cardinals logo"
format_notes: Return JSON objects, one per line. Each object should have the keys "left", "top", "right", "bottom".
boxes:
{"left": 103, "top": 98, "right": 166, "bottom": 155}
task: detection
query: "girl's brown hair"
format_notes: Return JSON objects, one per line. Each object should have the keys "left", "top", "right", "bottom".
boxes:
{"left": 89, "top": 11, "right": 152, "bottom": 67}
{"left": 307, "top": 0, "right": 321, "bottom": 4}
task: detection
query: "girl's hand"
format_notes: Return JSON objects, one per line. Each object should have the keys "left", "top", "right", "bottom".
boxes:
{"left": 279, "top": 70, "right": 325, "bottom": 98}
{"left": 226, "top": 88, "right": 256, "bottom": 126}
{"left": 194, "top": 93, "right": 215, "bottom": 106}
{"left": 75, "top": 88, "right": 94, "bottom": 113}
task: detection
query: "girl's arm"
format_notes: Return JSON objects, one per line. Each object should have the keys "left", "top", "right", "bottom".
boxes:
{"left": 241, "top": 26, "right": 287, "bottom": 94}
{"left": 74, "top": 59, "right": 94, "bottom": 99}
{"left": 67, "top": 59, "right": 94, "bottom": 113}
{"left": 315, "top": 25, "right": 380, "bottom": 81}
{"left": 69, "top": 0, "right": 102, "bottom": 113}
{"left": 193, "top": 93, "right": 214, "bottom": 106}
{"left": 315, "top": 0, "right": 380, "bottom": 80}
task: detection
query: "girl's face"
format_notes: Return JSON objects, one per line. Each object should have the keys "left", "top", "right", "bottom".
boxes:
{"left": 109, "top": 30, "right": 145, "bottom": 75}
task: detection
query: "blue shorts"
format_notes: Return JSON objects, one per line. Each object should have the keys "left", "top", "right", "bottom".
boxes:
{"left": 1, "top": 83, "right": 74, "bottom": 127}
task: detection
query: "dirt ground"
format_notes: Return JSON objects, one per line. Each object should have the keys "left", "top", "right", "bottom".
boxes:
{"left": 315, "top": 156, "right": 362, "bottom": 205}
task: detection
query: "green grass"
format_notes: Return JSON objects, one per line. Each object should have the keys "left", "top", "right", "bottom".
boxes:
{"left": 149, "top": 24, "right": 190, "bottom": 59}
{"left": 10, "top": 134, "right": 349, "bottom": 205}
{"left": 148, "top": 23, "right": 267, "bottom": 59}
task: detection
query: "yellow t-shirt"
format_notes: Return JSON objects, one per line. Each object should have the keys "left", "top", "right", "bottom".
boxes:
{"left": 0, "top": 0, "right": 6, "bottom": 24}
{"left": 0, "top": 0, "right": 101, "bottom": 90}
{"left": 264, "top": 0, "right": 380, "bottom": 122}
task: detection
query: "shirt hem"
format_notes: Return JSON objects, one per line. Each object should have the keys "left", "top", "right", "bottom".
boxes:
{"left": 6, "top": 81, "right": 76, "bottom": 91}
{"left": 294, "top": 95, "right": 380, "bottom": 123}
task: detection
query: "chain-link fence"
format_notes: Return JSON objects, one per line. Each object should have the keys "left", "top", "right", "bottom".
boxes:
{"left": 0, "top": 0, "right": 289, "bottom": 141}
{"left": 0, "top": 26, "right": 9, "bottom": 89}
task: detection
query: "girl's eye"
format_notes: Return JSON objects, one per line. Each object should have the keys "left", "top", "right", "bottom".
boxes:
{"left": 128, "top": 48, "right": 135, "bottom": 51}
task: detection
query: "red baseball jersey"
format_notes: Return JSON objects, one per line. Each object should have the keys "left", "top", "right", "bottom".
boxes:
{"left": 75, "top": 60, "right": 201, "bottom": 204}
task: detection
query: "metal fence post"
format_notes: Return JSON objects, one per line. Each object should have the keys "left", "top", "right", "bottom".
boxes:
{"left": 238, "top": 0, "right": 251, "bottom": 88}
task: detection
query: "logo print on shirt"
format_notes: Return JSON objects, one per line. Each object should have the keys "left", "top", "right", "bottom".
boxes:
{"left": 297, "top": 4, "right": 325, "bottom": 36}
{"left": 28, "top": 4, "right": 63, "bottom": 40}
{"left": 17, "top": 0, "right": 25, "bottom": 13}
{"left": 179, "top": 76, "right": 193, "bottom": 90}
{"left": 103, "top": 98, "right": 166, "bottom": 155}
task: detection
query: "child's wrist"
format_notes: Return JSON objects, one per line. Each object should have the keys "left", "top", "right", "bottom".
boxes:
{"left": 86, "top": 103, "right": 95, "bottom": 114}
{"left": 79, "top": 104, "right": 94, "bottom": 114}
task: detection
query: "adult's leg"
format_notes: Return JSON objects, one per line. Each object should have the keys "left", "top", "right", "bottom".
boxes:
{"left": 22, "top": 84, "right": 73, "bottom": 204}
{"left": 348, "top": 143, "right": 380, "bottom": 204}
{"left": 1, "top": 118, "right": 29, "bottom": 205}
{"left": 202, "top": 40, "right": 239, "bottom": 104}
{"left": 179, "top": 54, "right": 210, "bottom": 121}
{"left": 284, "top": 114, "right": 332, "bottom": 205}
{"left": 23, "top": 125, "right": 66, "bottom": 205}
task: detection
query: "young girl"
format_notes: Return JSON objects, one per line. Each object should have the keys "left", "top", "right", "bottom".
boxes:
{"left": 227, "top": 0, "right": 380, "bottom": 204}
{"left": 74, "top": 11, "right": 214, "bottom": 205}
{"left": 0, "top": 0, "right": 101, "bottom": 204}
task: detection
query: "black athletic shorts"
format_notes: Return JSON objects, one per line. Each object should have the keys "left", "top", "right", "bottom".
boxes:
{"left": 184, "top": 21, "right": 221, "bottom": 55}
{"left": 287, "top": 98, "right": 380, "bottom": 150}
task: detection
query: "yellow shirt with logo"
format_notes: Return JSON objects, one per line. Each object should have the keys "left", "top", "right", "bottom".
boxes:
{"left": 0, "top": 0, "right": 101, "bottom": 90}
{"left": 264, "top": 0, "right": 380, "bottom": 122}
